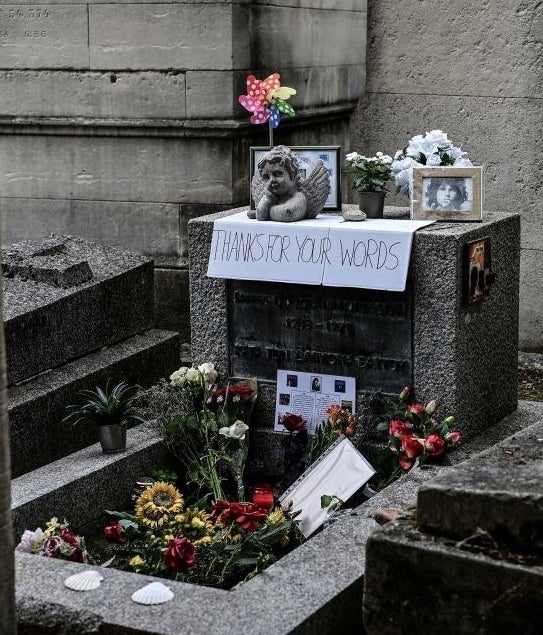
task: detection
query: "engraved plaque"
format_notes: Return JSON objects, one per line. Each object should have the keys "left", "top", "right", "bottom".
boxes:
{"left": 228, "top": 280, "right": 412, "bottom": 392}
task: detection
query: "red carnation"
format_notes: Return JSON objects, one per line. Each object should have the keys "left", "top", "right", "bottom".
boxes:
{"left": 424, "top": 434, "right": 446, "bottom": 457}
{"left": 164, "top": 537, "right": 195, "bottom": 572}
{"left": 401, "top": 435, "right": 424, "bottom": 459}
{"left": 389, "top": 419, "right": 412, "bottom": 438}
{"left": 407, "top": 403, "right": 425, "bottom": 417}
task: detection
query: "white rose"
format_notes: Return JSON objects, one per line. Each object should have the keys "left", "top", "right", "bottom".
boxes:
{"left": 425, "top": 153, "right": 442, "bottom": 166}
{"left": 169, "top": 367, "right": 189, "bottom": 387}
{"left": 219, "top": 420, "right": 249, "bottom": 440}
{"left": 185, "top": 367, "right": 201, "bottom": 384}
{"left": 425, "top": 129, "right": 451, "bottom": 146}
{"left": 197, "top": 362, "right": 218, "bottom": 384}
{"left": 453, "top": 157, "right": 473, "bottom": 167}
{"left": 345, "top": 152, "right": 360, "bottom": 162}
{"left": 16, "top": 528, "right": 44, "bottom": 553}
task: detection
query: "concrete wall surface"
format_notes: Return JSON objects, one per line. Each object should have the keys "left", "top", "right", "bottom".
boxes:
{"left": 351, "top": 0, "right": 543, "bottom": 351}
{"left": 0, "top": 1, "right": 367, "bottom": 348}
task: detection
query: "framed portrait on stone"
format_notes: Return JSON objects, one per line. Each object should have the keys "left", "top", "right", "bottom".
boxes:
{"left": 250, "top": 146, "right": 341, "bottom": 211}
{"left": 410, "top": 166, "right": 483, "bottom": 222}
{"left": 463, "top": 236, "right": 493, "bottom": 304}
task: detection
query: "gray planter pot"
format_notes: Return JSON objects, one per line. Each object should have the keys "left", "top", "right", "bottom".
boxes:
{"left": 358, "top": 191, "right": 386, "bottom": 218}
{"left": 98, "top": 423, "right": 127, "bottom": 454}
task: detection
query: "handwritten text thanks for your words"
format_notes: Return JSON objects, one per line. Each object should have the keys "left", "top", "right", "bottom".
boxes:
{"left": 207, "top": 213, "right": 433, "bottom": 291}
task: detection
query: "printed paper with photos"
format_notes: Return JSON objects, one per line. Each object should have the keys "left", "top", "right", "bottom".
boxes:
{"left": 274, "top": 370, "right": 356, "bottom": 434}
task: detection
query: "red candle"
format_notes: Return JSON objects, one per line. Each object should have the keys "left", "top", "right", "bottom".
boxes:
{"left": 252, "top": 484, "right": 274, "bottom": 511}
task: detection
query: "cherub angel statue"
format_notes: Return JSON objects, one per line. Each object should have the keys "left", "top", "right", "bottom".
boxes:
{"left": 248, "top": 145, "right": 330, "bottom": 222}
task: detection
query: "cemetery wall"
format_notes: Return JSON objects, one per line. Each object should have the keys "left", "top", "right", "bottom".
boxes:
{"left": 351, "top": 0, "right": 543, "bottom": 351}
{"left": 0, "top": 1, "right": 367, "bottom": 351}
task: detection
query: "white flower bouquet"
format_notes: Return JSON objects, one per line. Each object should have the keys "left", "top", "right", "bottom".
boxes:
{"left": 391, "top": 130, "right": 472, "bottom": 196}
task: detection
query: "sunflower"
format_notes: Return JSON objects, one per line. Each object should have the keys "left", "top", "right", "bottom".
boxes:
{"left": 135, "top": 481, "right": 184, "bottom": 529}
{"left": 171, "top": 508, "right": 214, "bottom": 542}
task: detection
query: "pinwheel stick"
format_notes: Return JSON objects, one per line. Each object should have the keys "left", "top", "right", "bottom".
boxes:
{"left": 268, "top": 120, "right": 274, "bottom": 147}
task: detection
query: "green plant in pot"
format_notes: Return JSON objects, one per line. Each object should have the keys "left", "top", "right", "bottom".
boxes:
{"left": 345, "top": 151, "right": 393, "bottom": 218}
{"left": 63, "top": 381, "right": 147, "bottom": 454}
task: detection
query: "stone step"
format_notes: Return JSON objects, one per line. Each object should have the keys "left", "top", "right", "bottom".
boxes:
{"left": 8, "top": 328, "right": 179, "bottom": 477}
{"left": 2, "top": 236, "right": 154, "bottom": 385}
{"left": 417, "top": 420, "right": 543, "bottom": 552}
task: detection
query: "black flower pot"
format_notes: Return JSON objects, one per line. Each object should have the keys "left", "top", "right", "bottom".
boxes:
{"left": 358, "top": 191, "right": 386, "bottom": 219}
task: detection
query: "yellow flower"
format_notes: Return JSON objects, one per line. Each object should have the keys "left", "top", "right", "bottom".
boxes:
{"left": 266, "top": 509, "right": 287, "bottom": 525}
{"left": 194, "top": 535, "right": 212, "bottom": 547}
{"left": 129, "top": 555, "right": 145, "bottom": 569}
{"left": 135, "top": 481, "right": 184, "bottom": 529}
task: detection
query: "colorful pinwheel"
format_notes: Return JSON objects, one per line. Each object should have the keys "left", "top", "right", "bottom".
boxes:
{"left": 238, "top": 72, "right": 296, "bottom": 145}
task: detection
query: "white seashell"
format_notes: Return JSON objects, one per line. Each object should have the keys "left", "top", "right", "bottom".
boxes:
{"left": 64, "top": 570, "right": 104, "bottom": 592}
{"left": 130, "top": 581, "right": 174, "bottom": 605}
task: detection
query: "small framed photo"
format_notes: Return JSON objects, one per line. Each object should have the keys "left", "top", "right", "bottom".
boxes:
{"left": 463, "top": 237, "right": 492, "bottom": 304}
{"left": 411, "top": 166, "right": 483, "bottom": 221}
{"left": 250, "top": 146, "right": 341, "bottom": 211}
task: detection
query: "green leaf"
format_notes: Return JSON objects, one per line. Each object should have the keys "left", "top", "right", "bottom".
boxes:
{"left": 320, "top": 494, "right": 334, "bottom": 509}
{"left": 165, "top": 414, "right": 183, "bottom": 434}
{"left": 376, "top": 421, "right": 389, "bottom": 433}
{"left": 233, "top": 557, "right": 260, "bottom": 567}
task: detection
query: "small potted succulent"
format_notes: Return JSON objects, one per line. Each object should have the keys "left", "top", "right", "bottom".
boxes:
{"left": 63, "top": 381, "right": 147, "bottom": 453}
{"left": 345, "top": 151, "right": 393, "bottom": 218}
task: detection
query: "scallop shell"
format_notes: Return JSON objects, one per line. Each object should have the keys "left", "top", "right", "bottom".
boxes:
{"left": 130, "top": 581, "right": 174, "bottom": 605}
{"left": 64, "top": 570, "right": 104, "bottom": 592}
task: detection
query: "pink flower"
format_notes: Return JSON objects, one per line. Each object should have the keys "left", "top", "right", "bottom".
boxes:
{"left": 41, "top": 536, "right": 63, "bottom": 558}
{"left": 399, "top": 386, "right": 411, "bottom": 401}
{"left": 401, "top": 435, "right": 424, "bottom": 459}
{"left": 424, "top": 434, "right": 446, "bottom": 457}
{"left": 389, "top": 419, "right": 413, "bottom": 438}
{"left": 425, "top": 400, "right": 437, "bottom": 415}
{"left": 446, "top": 430, "right": 462, "bottom": 445}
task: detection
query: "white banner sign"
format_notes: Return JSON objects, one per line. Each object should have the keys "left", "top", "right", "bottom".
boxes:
{"left": 207, "top": 211, "right": 434, "bottom": 291}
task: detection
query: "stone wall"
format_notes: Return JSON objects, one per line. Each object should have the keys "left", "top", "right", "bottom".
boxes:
{"left": 0, "top": 1, "right": 367, "bottom": 350}
{"left": 351, "top": 0, "right": 543, "bottom": 351}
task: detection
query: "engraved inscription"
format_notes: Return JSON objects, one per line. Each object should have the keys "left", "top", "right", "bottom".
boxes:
{"left": 0, "top": 7, "right": 51, "bottom": 19}
{"left": 0, "top": 6, "right": 52, "bottom": 42}
{"left": 228, "top": 280, "right": 412, "bottom": 392}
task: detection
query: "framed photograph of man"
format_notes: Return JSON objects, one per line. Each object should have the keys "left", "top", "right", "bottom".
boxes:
{"left": 250, "top": 146, "right": 341, "bottom": 211}
{"left": 411, "top": 166, "right": 483, "bottom": 221}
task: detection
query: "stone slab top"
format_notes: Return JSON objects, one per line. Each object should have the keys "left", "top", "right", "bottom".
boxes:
{"left": 2, "top": 235, "right": 153, "bottom": 320}
{"left": 190, "top": 205, "right": 517, "bottom": 234}
{"left": 417, "top": 419, "right": 543, "bottom": 551}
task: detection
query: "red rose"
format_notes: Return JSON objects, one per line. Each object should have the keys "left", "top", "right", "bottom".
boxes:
{"left": 401, "top": 435, "right": 424, "bottom": 459}
{"left": 407, "top": 403, "right": 425, "bottom": 417}
{"left": 164, "top": 537, "right": 195, "bottom": 572}
{"left": 210, "top": 499, "right": 233, "bottom": 523}
{"left": 104, "top": 521, "right": 127, "bottom": 544}
{"left": 67, "top": 546, "right": 87, "bottom": 563}
{"left": 446, "top": 430, "right": 462, "bottom": 445}
{"left": 424, "top": 434, "right": 446, "bottom": 457}
{"left": 60, "top": 528, "right": 79, "bottom": 547}
{"left": 229, "top": 503, "right": 268, "bottom": 532}
{"left": 389, "top": 419, "right": 412, "bottom": 438}
{"left": 281, "top": 412, "right": 306, "bottom": 432}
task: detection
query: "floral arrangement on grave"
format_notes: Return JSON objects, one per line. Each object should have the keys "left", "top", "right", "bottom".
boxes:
{"left": 375, "top": 386, "right": 463, "bottom": 488}
{"left": 238, "top": 72, "right": 296, "bottom": 146}
{"left": 391, "top": 129, "right": 473, "bottom": 196}
{"left": 345, "top": 151, "right": 393, "bottom": 193}
{"left": 63, "top": 381, "right": 147, "bottom": 454}
{"left": 89, "top": 363, "right": 299, "bottom": 588}
{"left": 249, "top": 145, "right": 330, "bottom": 223}
{"left": 15, "top": 517, "right": 87, "bottom": 563}
{"left": 306, "top": 405, "right": 357, "bottom": 467}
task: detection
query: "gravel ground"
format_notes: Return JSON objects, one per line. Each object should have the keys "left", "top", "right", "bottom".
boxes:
{"left": 518, "top": 352, "right": 543, "bottom": 401}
